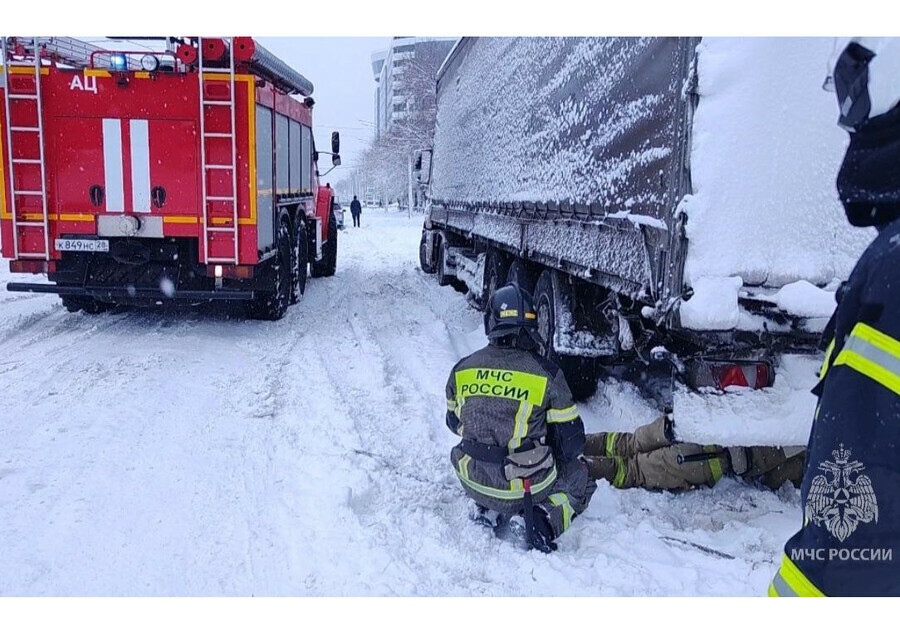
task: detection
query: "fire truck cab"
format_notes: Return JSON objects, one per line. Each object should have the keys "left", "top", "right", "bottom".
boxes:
{"left": 1, "top": 36, "right": 340, "bottom": 320}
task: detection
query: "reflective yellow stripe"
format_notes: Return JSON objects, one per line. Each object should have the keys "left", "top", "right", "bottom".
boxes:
{"left": 605, "top": 432, "right": 618, "bottom": 458}
{"left": 705, "top": 446, "right": 724, "bottom": 482}
{"left": 455, "top": 368, "right": 548, "bottom": 407}
{"left": 819, "top": 337, "right": 836, "bottom": 379}
{"left": 455, "top": 456, "right": 557, "bottom": 501}
{"left": 508, "top": 401, "right": 533, "bottom": 451}
{"left": 833, "top": 322, "right": 900, "bottom": 396}
{"left": 769, "top": 554, "right": 825, "bottom": 597}
{"left": 446, "top": 399, "right": 458, "bottom": 414}
{"left": 612, "top": 456, "right": 626, "bottom": 488}
{"left": 547, "top": 404, "right": 578, "bottom": 423}
{"left": 549, "top": 492, "right": 574, "bottom": 532}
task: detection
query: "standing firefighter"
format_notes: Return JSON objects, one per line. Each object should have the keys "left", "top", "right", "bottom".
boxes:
{"left": 446, "top": 284, "right": 596, "bottom": 552}
{"left": 770, "top": 39, "right": 900, "bottom": 597}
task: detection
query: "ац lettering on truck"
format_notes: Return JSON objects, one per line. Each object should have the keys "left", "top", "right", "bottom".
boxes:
{"left": 417, "top": 38, "right": 873, "bottom": 446}
{"left": 1, "top": 36, "right": 341, "bottom": 320}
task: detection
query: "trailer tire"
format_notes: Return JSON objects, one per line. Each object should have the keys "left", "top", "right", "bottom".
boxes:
{"left": 290, "top": 219, "right": 308, "bottom": 304}
{"left": 419, "top": 231, "right": 435, "bottom": 274}
{"left": 534, "top": 270, "right": 600, "bottom": 401}
{"left": 506, "top": 258, "right": 537, "bottom": 295}
{"left": 482, "top": 247, "right": 510, "bottom": 306}
{"left": 311, "top": 211, "right": 338, "bottom": 278}
{"left": 436, "top": 237, "right": 451, "bottom": 287}
{"left": 249, "top": 220, "right": 291, "bottom": 321}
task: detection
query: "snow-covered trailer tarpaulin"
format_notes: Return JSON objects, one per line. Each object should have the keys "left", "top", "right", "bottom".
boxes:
{"left": 423, "top": 37, "right": 872, "bottom": 446}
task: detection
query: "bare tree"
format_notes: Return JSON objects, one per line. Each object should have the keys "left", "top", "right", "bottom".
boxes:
{"left": 359, "top": 40, "right": 451, "bottom": 209}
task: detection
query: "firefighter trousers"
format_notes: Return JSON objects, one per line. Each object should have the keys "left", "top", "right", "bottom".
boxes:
{"left": 584, "top": 417, "right": 805, "bottom": 491}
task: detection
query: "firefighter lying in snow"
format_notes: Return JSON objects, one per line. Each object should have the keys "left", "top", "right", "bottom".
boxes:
{"left": 582, "top": 414, "right": 806, "bottom": 492}
{"left": 445, "top": 283, "right": 597, "bottom": 553}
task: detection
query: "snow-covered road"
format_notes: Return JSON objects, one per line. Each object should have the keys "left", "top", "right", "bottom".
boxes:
{"left": 0, "top": 209, "right": 802, "bottom": 596}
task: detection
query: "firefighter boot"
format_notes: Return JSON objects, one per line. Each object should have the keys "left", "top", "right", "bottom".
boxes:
{"left": 509, "top": 510, "right": 557, "bottom": 553}
{"left": 584, "top": 414, "right": 674, "bottom": 460}
{"left": 632, "top": 414, "right": 675, "bottom": 453}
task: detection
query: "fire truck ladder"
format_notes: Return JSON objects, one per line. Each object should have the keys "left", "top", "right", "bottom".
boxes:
{"left": 2, "top": 37, "right": 50, "bottom": 260}
{"left": 198, "top": 36, "right": 240, "bottom": 265}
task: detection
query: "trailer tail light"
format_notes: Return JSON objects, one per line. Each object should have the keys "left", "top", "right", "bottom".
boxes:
{"left": 9, "top": 260, "right": 56, "bottom": 274}
{"left": 206, "top": 264, "right": 254, "bottom": 279}
{"left": 687, "top": 359, "right": 773, "bottom": 392}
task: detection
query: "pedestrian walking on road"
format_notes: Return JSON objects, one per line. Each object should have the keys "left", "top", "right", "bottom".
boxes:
{"left": 350, "top": 195, "right": 362, "bottom": 228}
{"left": 445, "top": 283, "right": 596, "bottom": 553}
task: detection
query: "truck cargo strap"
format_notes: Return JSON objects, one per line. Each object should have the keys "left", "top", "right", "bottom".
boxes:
{"left": 5, "top": 282, "right": 254, "bottom": 301}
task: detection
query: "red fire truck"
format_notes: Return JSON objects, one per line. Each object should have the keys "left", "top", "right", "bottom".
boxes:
{"left": 0, "top": 36, "right": 340, "bottom": 320}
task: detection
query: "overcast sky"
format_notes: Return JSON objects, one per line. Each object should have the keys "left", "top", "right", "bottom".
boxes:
{"left": 258, "top": 37, "right": 391, "bottom": 181}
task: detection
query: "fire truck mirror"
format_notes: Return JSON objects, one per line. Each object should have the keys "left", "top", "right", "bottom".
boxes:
{"left": 332, "top": 154, "right": 341, "bottom": 167}
{"left": 331, "top": 131, "right": 340, "bottom": 154}
{"left": 89, "top": 185, "right": 105, "bottom": 207}
{"left": 151, "top": 186, "right": 167, "bottom": 209}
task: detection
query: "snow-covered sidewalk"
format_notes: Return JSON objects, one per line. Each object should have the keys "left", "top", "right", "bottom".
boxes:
{"left": 0, "top": 209, "right": 801, "bottom": 596}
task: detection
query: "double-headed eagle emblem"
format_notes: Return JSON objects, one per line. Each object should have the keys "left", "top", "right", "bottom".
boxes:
{"left": 806, "top": 445, "right": 879, "bottom": 542}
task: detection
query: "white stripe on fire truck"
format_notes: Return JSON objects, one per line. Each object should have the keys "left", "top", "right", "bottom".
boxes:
{"left": 102, "top": 118, "right": 125, "bottom": 212}
{"left": 130, "top": 120, "right": 151, "bottom": 213}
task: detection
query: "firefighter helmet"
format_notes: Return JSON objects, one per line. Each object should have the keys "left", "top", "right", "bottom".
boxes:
{"left": 485, "top": 283, "right": 538, "bottom": 339}
{"left": 831, "top": 39, "right": 900, "bottom": 227}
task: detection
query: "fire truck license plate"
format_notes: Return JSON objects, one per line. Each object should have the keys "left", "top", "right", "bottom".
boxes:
{"left": 55, "top": 239, "right": 109, "bottom": 253}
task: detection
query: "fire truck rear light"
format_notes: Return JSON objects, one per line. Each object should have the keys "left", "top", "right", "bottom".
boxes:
{"left": 9, "top": 260, "right": 56, "bottom": 274}
{"left": 207, "top": 264, "right": 253, "bottom": 279}
{"left": 687, "top": 359, "right": 774, "bottom": 392}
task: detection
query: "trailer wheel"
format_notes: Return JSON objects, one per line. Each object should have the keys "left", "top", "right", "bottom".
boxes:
{"left": 62, "top": 296, "right": 109, "bottom": 315}
{"left": 436, "top": 237, "right": 451, "bottom": 287}
{"left": 249, "top": 221, "right": 291, "bottom": 321}
{"left": 290, "top": 219, "right": 308, "bottom": 304}
{"left": 534, "top": 270, "right": 600, "bottom": 401}
{"left": 419, "top": 231, "right": 435, "bottom": 274}
{"left": 506, "top": 258, "right": 537, "bottom": 295}
{"left": 311, "top": 211, "right": 338, "bottom": 278}
{"left": 482, "top": 247, "right": 510, "bottom": 306}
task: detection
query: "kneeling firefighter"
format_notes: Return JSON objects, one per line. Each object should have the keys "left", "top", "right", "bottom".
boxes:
{"left": 445, "top": 283, "right": 597, "bottom": 552}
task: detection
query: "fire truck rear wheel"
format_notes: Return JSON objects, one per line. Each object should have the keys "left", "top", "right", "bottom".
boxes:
{"left": 291, "top": 219, "right": 308, "bottom": 304}
{"left": 62, "top": 295, "right": 110, "bottom": 315}
{"left": 311, "top": 211, "right": 338, "bottom": 278}
{"left": 249, "top": 221, "right": 292, "bottom": 321}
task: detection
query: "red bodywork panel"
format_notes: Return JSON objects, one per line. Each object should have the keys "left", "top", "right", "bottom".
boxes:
{"left": 1, "top": 46, "right": 324, "bottom": 268}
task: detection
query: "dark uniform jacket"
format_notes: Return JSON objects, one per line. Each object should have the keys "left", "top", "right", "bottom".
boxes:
{"left": 771, "top": 219, "right": 900, "bottom": 596}
{"left": 445, "top": 344, "right": 585, "bottom": 515}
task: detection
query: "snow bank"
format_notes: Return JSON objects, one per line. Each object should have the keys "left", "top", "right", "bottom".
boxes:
{"left": 684, "top": 38, "right": 873, "bottom": 291}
